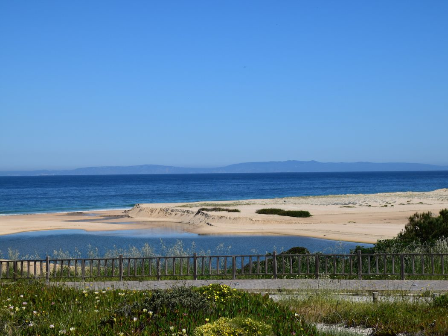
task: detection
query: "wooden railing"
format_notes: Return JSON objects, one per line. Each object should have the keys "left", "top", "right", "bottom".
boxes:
{"left": 1, "top": 251, "right": 447, "bottom": 281}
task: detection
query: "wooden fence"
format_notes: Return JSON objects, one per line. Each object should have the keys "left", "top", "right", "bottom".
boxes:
{"left": 1, "top": 251, "right": 447, "bottom": 281}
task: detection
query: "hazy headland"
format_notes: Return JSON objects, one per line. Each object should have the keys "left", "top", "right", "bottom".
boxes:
{"left": 2, "top": 160, "right": 448, "bottom": 176}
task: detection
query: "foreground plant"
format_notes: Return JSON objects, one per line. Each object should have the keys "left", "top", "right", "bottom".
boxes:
{"left": 0, "top": 282, "right": 319, "bottom": 335}
{"left": 194, "top": 316, "right": 273, "bottom": 336}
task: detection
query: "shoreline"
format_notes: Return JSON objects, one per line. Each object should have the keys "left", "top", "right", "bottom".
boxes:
{"left": 0, "top": 188, "right": 447, "bottom": 243}
{"left": 2, "top": 187, "right": 448, "bottom": 217}
{"left": 2, "top": 228, "right": 371, "bottom": 245}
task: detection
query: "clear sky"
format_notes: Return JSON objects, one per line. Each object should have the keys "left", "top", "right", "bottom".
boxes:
{"left": 1, "top": 1, "right": 447, "bottom": 171}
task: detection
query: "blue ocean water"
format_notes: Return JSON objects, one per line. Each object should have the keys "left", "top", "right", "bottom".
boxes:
{"left": 1, "top": 171, "right": 447, "bottom": 256}
{"left": 1, "top": 171, "right": 447, "bottom": 215}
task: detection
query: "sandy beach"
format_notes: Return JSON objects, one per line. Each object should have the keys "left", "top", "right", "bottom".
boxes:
{"left": 1, "top": 189, "right": 448, "bottom": 243}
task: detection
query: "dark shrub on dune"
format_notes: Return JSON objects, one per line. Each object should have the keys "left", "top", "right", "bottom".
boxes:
{"left": 256, "top": 208, "right": 311, "bottom": 218}
{"left": 398, "top": 209, "right": 448, "bottom": 244}
{"left": 281, "top": 246, "right": 310, "bottom": 255}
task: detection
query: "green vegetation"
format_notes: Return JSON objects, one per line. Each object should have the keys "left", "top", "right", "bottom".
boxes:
{"left": 398, "top": 209, "right": 448, "bottom": 244}
{"left": 197, "top": 207, "right": 240, "bottom": 213}
{"left": 256, "top": 208, "right": 311, "bottom": 218}
{"left": 3, "top": 280, "right": 446, "bottom": 336}
{"left": 0, "top": 282, "right": 319, "bottom": 336}
{"left": 434, "top": 292, "right": 448, "bottom": 308}
{"left": 281, "top": 247, "right": 310, "bottom": 255}
{"left": 194, "top": 317, "right": 273, "bottom": 336}
{"left": 354, "top": 209, "right": 448, "bottom": 254}
{"left": 282, "top": 292, "right": 448, "bottom": 336}
{"left": 110, "top": 286, "right": 212, "bottom": 319}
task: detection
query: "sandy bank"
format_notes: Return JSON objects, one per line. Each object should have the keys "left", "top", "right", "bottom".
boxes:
{"left": 1, "top": 189, "right": 447, "bottom": 243}
{"left": 126, "top": 189, "right": 448, "bottom": 243}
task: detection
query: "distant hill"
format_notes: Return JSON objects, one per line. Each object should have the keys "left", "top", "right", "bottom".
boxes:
{"left": 1, "top": 160, "right": 448, "bottom": 176}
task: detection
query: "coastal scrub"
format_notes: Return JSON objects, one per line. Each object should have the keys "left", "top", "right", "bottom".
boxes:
{"left": 0, "top": 282, "right": 318, "bottom": 335}
{"left": 256, "top": 208, "right": 311, "bottom": 218}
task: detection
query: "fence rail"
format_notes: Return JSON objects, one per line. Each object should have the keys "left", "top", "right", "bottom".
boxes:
{"left": 1, "top": 251, "right": 447, "bottom": 281}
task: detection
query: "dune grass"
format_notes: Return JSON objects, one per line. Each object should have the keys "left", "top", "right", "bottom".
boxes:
{"left": 256, "top": 208, "right": 311, "bottom": 218}
{"left": 197, "top": 207, "right": 240, "bottom": 213}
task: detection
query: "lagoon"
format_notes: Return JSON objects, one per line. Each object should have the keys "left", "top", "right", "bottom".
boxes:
{"left": 0, "top": 229, "right": 371, "bottom": 259}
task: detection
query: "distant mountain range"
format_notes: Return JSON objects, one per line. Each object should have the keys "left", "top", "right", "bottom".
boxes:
{"left": 1, "top": 160, "right": 448, "bottom": 176}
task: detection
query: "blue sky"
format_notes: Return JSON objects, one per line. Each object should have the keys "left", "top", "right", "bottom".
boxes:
{"left": 1, "top": 1, "right": 447, "bottom": 170}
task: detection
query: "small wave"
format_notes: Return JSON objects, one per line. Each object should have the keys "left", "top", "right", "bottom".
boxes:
{"left": 0, "top": 207, "right": 132, "bottom": 216}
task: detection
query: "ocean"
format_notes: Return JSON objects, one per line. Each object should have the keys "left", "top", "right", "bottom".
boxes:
{"left": 1, "top": 171, "right": 448, "bottom": 215}
{"left": 1, "top": 171, "right": 447, "bottom": 257}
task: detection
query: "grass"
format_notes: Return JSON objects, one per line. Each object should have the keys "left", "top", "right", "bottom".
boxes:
{"left": 280, "top": 292, "right": 448, "bottom": 336}
{"left": 0, "top": 281, "right": 321, "bottom": 336}
{"left": 256, "top": 208, "right": 311, "bottom": 218}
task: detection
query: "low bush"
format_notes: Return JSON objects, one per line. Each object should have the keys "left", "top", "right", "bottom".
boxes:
{"left": 140, "top": 286, "right": 211, "bottom": 315}
{"left": 111, "top": 286, "right": 212, "bottom": 318}
{"left": 398, "top": 209, "right": 448, "bottom": 244}
{"left": 256, "top": 208, "right": 311, "bottom": 218}
{"left": 196, "top": 285, "right": 316, "bottom": 335}
{"left": 197, "top": 284, "right": 242, "bottom": 303}
{"left": 281, "top": 246, "right": 310, "bottom": 255}
{"left": 352, "top": 209, "right": 448, "bottom": 254}
{"left": 194, "top": 316, "right": 273, "bottom": 336}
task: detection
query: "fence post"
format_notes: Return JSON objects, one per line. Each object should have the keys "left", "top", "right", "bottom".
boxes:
{"left": 156, "top": 258, "right": 161, "bottom": 281}
{"left": 193, "top": 253, "right": 198, "bottom": 280}
{"left": 372, "top": 291, "right": 379, "bottom": 303}
{"left": 357, "top": 250, "right": 362, "bottom": 280}
{"left": 232, "top": 256, "right": 236, "bottom": 280}
{"left": 315, "top": 254, "right": 320, "bottom": 279}
{"left": 118, "top": 255, "right": 123, "bottom": 281}
{"left": 13, "top": 261, "right": 17, "bottom": 281}
{"left": 400, "top": 254, "right": 405, "bottom": 280}
{"left": 45, "top": 256, "right": 50, "bottom": 283}
{"left": 273, "top": 251, "right": 277, "bottom": 279}
{"left": 81, "top": 259, "right": 85, "bottom": 281}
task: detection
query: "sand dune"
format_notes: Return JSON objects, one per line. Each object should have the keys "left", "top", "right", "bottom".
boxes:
{"left": 126, "top": 189, "right": 448, "bottom": 243}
